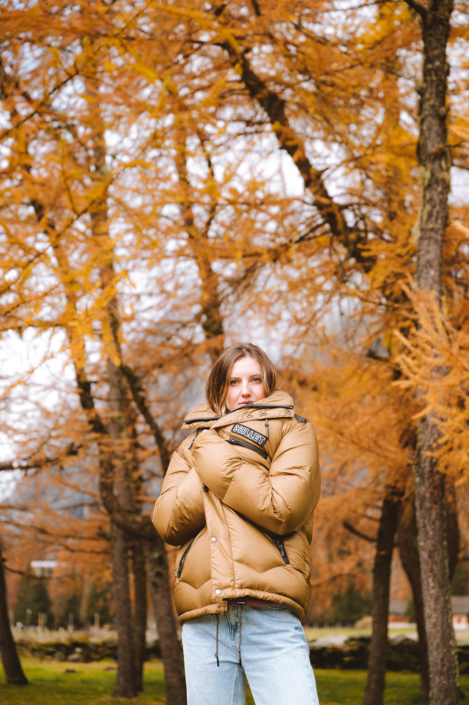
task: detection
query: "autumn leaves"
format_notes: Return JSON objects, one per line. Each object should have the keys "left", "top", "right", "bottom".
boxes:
{"left": 0, "top": 1, "right": 468, "bottom": 703}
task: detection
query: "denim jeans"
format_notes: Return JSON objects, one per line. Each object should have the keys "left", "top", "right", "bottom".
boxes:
{"left": 182, "top": 605, "right": 319, "bottom": 705}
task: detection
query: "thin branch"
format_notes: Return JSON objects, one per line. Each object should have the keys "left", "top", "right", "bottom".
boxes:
{"left": 121, "top": 365, "right": 171, "bottom": 474}
{"left": 343, "top": 521, "right": 377, "bottom": 542}
{"left": 0, "top": 443, "right": 81, "bottom": 473}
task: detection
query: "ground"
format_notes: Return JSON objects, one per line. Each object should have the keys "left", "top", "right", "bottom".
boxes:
{"left": 4, "top": 626, "right": 469, "bottom": 704}
{"left": 2, "top": 658, "right": 468, "bottom": 704}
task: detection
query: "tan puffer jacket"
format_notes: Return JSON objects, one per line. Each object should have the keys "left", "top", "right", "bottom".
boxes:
{"left": 152, "top": 390, "right": 320, "bottom": 625}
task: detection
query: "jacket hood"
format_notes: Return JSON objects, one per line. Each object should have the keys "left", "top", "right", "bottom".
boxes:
{"left": 182, "top": 390, "right": 295, "bottom": 430}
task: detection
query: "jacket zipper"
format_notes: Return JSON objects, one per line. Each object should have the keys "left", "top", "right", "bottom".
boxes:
{"left": 176, "top": 539, "right": 194, "bottom": 579}
{"left": 271, "top": 536, "right": 290, "bottom": 565}
{"left": 226, "top": 437, "right": 268, "bottom": 460}
{"left": 231, "top": 509, "right": 291, "bottom": 565}
{"left": 189, "top": 426, "right": 210, "bottom": 449}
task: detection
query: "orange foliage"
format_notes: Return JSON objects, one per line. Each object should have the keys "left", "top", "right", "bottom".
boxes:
{"left": 0, "top": 0, "right": 468, "bottom": 625}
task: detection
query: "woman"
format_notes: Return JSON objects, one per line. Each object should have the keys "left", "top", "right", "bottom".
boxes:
{"left": 152, "top": 343, "right": 321, "bottom": 705}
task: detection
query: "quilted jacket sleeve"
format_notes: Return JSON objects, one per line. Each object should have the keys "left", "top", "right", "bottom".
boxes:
{"left": 191, "top": 420, "right": 320, "bottom": 535}
{"left": 151, "top": 436, "right": 206, "bottom": 547}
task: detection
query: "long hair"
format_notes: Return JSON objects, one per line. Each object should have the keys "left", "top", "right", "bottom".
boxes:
{"left": 206, "top": 343, "right": 280, "bottom": 414}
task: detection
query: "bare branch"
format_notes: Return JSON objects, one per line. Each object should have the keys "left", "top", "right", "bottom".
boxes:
{"left": 343, "top": 521, "right": 377, "bottom": 543}
{"left": 121, "top": 366, "right": 171, "bottom": 474}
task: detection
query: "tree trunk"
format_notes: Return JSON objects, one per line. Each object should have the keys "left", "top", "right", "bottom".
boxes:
{"left": 408, "top": 0, "right": 459, "bottom": 699}
{"left": 132, "top": 540, "right": 147, "bottom": 692}
{"left": 173, "top": 127, "right": 225, "bottom": 363}
{"left": 0, "top": 547, "right": 28, "bottom": 685}
{"left": 38, "top": 56, "right": 181, "bottom": 700}
{"left": 398, "top": 492, "right": 430, "bottom": 698}
{"left": 148, "top": 534, "right": 187, "bottom": 705}
{"left": 60, "top": 60, "right": 186, "bottom": 702}
{"left": 87, "top": 51, "right": 141, "bottom": 693}
{"left": 79, "top": 569, "right": 92, "bottom": 629}
{"left": 106, "top": 356, "right": 140, "bottom": 698}
{"left": 398, "top": 482, "right": 459, "bottom": 699}
{"left": 363, "top": 485, "right": 402, "bottom": 705}
{"left": 111, "top": 525, "right": 137, "bottom": 697}
{"left": 414, "top": 396, "right": 460, "bottom": 705}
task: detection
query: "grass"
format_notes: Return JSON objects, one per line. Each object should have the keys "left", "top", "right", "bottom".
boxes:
{"left": 0, "top": 659, "right": 165, "bottom": 705}
{"left": 316, "top": 671, "right": 424, "bottom": 704}
{"left": 0, "top": 658, "right": 426, "bottom": 705}
{"left": 2, "top": 657, "right": 469, "bottom": 704}
{"left": 304, "top": 627, "right": 372, "bottom": 641}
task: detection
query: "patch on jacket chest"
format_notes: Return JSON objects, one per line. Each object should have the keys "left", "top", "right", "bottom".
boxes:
{"left": 231, "top": 423, "right": 268, "bottom": 447}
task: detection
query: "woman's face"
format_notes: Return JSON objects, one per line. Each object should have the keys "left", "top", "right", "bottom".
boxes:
{"left": 225, "top": 356, "right": 267, "bottom": 411}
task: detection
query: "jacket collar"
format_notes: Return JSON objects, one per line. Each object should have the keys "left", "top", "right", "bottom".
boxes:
{"left": 181, "top": 402, "right": 220, "bottom": 430}
{"left": 213, "top": 390, "right": 294, "bottom": 428}
{"left": 181, "top": 391, "right": 294, "bottom": 430}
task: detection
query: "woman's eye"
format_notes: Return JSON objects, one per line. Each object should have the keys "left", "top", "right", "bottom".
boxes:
{"left": 229, "top": 380, "right": 239, "bottom": 385}
{"left": 252, "top": 377, "right": 261, "bottom": 383}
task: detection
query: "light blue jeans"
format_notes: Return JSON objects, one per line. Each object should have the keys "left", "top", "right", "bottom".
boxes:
{"left": 182, "top": 605, "right": 319, "bottom": 705}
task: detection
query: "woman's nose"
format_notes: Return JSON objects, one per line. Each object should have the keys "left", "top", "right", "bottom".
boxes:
{"left": 241, "top": 381, "right": 250, "bottom": 396}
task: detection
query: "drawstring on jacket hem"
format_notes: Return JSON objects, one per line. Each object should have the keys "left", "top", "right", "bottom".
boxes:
{"left": 214, "top": 613, "right": 220, "bottom": 667}
{"left": 237, "top": 605, "right": 243, "bottom": 667}
{"left": 214, "top": 605, "right": 243, "bottom": 667}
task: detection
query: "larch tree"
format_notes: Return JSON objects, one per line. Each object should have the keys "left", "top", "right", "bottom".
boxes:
{"left": 0, "top": 7, "right": 185, "bottom": 699}
{"left": 0, "top": 2, "right": 278, "bottom": 700}
{"left": 401, "top": 0, "right": 460, "bottom": 701}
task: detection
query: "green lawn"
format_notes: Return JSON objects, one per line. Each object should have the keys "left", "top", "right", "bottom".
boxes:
{"left": 0, "top": 660, "right": 166, "bottom": 705}
{"left": 0, "top": 657, "right": 462, "bottom": 704}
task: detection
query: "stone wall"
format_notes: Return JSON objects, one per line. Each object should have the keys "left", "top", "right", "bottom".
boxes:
{"left": 309, "top": 635, "right": 469, "bottom": 673}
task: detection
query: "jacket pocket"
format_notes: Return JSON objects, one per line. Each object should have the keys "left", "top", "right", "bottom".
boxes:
{"left": 176, "top": 539, "right": 195, "bottom": 579}
{"left": 231, "top": 508, "right": 291, "bottom": 565}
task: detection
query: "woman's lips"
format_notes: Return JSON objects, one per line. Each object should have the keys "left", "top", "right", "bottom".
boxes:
{"left": 238, "top": 401, "right": 252, "bottom": 406}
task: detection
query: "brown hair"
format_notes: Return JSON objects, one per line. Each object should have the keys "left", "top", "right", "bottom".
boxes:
{"left": 206, "top": 343, "right": 280, "bottom": 415}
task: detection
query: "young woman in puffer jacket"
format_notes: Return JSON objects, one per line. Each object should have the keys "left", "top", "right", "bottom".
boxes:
{"left": 152, "top": 343, "right": 321, "bottom": 705}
